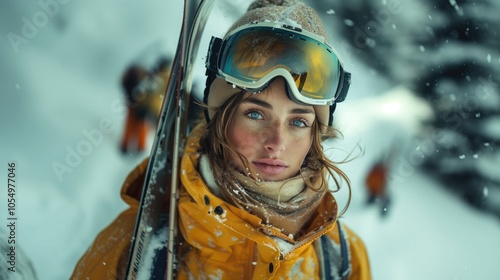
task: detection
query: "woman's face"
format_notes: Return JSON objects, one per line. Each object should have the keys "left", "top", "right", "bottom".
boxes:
{"left": 228, "top": 77, "right": 315, "bottom": 181}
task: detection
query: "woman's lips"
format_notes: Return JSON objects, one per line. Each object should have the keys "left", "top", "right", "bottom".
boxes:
{"left": 252, "top": 158, "right": 288, "bottom": 175}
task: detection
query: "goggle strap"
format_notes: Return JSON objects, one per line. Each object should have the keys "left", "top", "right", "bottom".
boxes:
{"left": 328, "top": 103, "right": 337, "bottom": 126}
{"left": 203, "top": 67, "right": 218, "bottom": 124}
{"left": 328, "top": 71, "right": 350, "bottom": 126}
{"left": 206, "top": 36, "right": 223, "bottom": 72}
{"left": 336, "top": 71, "right": 351, "bottom": 103}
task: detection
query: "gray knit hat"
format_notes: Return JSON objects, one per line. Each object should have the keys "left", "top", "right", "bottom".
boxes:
{"left": 229, "top": 0, "right": 327, "bottom": 37}
{"left": 205, "top": 0, "right": 333, "bottom": 126}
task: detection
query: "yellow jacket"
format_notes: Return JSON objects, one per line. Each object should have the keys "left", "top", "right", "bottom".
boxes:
{"left": 72, "top": 123, "right": 371, "bottom": 279}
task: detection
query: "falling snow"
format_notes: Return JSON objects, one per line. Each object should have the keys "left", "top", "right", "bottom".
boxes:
{"left": 2, "top": 1, "right": 500, "bottom": 280}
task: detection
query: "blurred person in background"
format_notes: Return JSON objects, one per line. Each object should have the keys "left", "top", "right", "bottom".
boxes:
{"left": 120, "top": 57, "right": 171, "bottom": 153}
{"left": 365, "top": 156, "right": 391, "bottom": 217}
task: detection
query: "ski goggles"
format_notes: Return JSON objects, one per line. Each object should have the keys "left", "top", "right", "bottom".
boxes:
{"left": 206, "top": 22, "right": 351, "bottom": 106}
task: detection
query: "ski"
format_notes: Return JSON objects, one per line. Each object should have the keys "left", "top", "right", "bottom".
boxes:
{"left": 166, "top": 0, "right": 219, "bottom": 278}
{"left": 124, "top": 0, "right": 215, "bottom": 279}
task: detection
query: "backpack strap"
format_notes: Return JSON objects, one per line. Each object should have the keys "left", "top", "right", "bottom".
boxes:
{"left": 336, "top": 222, "right": 351, "bottom": 279}
{"left": 315, "top": 221, "right": 351, "bottom": 280}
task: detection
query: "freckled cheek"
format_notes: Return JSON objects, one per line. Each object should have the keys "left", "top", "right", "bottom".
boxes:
{"left": 229, "top": 128, "right": 259, "bottom": 152}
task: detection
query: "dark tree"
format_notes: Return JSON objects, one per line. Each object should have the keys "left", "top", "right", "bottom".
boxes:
{"left": 311, "top": 0, "right": 500, "bottom": 216}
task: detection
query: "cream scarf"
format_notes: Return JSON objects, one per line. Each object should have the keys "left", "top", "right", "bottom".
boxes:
{"left": 199, "top": 155, "right": 326, "bottom": 238}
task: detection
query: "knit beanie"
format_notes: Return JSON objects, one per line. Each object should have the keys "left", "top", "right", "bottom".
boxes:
{"left": 205, "top": 0, "right": 332, "bottom": 126}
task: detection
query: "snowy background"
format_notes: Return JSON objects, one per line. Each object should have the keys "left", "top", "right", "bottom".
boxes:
{"left": 1, "top": 0, "right": 500, "bottom": 279}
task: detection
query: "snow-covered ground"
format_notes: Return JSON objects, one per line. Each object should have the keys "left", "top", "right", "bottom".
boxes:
{"left": 1, "top": 1, "right": 500, "bottom": 279}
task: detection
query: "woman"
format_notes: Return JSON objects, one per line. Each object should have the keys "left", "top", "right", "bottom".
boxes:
{"left": 72, "top": 0, "right": 371, "bottom": 279}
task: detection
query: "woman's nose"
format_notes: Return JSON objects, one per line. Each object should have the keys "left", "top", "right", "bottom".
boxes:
{"left": 264, "top": 122, "right": 286, "bottom": 155}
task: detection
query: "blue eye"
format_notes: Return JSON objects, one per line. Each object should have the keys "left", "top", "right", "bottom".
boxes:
{"left": 291, "top": 119, "right": 307, "bottom": 128}
{"left": 247, "top": 111, "right": 263, "bottom": 120}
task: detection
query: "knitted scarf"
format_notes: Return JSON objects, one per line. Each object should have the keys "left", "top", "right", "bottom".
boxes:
{"left": 199, "top": 155, "right": 326, "bottom": 238}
